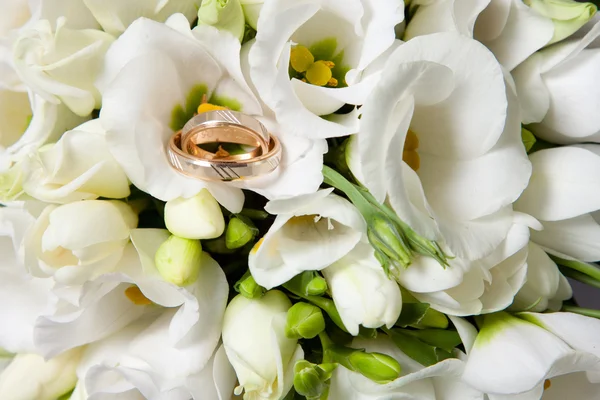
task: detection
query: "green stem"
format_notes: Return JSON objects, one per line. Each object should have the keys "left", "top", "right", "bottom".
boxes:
{"left": 239, "top": 208, "right": 270, "bottom": 220}
{"left": 559, "top": 267, "right": 600, "bottom": 289}
{"left": 562, "top": 305, "right": 600, "bottom": 319}
{"left": 551, "top": 255, "right": 600, "bottom": 282}
{"left": 322, "top": 165, "right": 376, "bottom": 218}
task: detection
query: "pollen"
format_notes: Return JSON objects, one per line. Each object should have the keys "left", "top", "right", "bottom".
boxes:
{"left": 544, "top": 379, "right": 552, "bottom": 390}
{"left": 402, "top": 130, "right": 421, "bottom": 172}
{"left": 124, "top": 285, "right": 153, "bottom": 305}
{"left": 306, "top": 61, "right": 333, "bottom": 87}
{"left": 290, "top": 45, "right": 315, "bottom": 73}
{"left": 197, "top": 93, "right": 228, "bottom": 114}
{"left": 289, "top": 46, "right": 338, "bottom": 87}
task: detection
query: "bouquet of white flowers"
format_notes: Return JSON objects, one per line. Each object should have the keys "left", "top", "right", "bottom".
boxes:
{"left": 1, "top": 0, "right": 600, "bottom": 399}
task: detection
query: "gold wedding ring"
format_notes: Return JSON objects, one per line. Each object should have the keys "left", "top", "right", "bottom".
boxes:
{"left": 167, "top": 110, "right": 282, "bottom": 182}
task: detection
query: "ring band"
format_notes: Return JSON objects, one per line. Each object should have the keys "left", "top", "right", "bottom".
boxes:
{"left": 167, "top": 110, "right": 282, "bottom": 182}
{"left": 168, "top": 131, "right": 282, "bottom": 181}
{"left": 183, "top": 123, "right": 268, "bottom": 161}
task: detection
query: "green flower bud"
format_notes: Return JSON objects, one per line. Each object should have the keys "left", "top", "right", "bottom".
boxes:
{"left": 293, "top": 361, "right": 337, "bottom": 400}
{"left": 348, "top": 351, "right": 402, "bottom": 384}
{"left": 154, "top": 235, "right": 202, "bottom": 286}
{"left": 198, "top": 0, "right": 246, "bottom": 42}
{"left": 403, "top": 227, "right": 450, "bottom": 268}
{"left": 234, "top": 271, "right": 265, "bottom": 299}
{"left": 367, "top": 214, "right": 412, "bottom": 269}
{"left": 306, "top": 274, "right": 328, "bottom": 296}
{"left": 285, "top": 302, "right": 326, "bottom": 339}
{"left": 226, "top": 216, "right": 258, "bottom": 249}
{"left": 521, "top": 127, "right": 536, "bottom": 153}
{"left": 525, "top": 0, "right": 597, "bottom": 45}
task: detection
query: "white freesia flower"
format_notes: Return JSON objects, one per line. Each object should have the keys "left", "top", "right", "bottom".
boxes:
{"left": 322, "top": 242, "right": 402, "bottom": 336}
{"left": 405, "top": 0, "right": 596, "bottom": 71}
{"left": 398, "top": 218, "right": 536, "bottom": 316}
{"left": 70, "top": 310, "right": 235, "bottom": 399}
{"left": 513, "top": 21, "right": 600, "bottom": 143}
{"left": 511, "top": 242, "right": 572, "bottom": 312}
{"left": 222, "top": 290, "right": 304, "bottom": 400}
{"left": 329, "top": 336, "right": 483, "bottom": 400}
{"left": 20, "top": 119, "right": 130, "bottom": 204}
{"left": 0, "top": 349, "right": 82, "bottom": 400}
{"left": 24, "top": 200, "right": 138, "bottom": 285}
{"left": 13, "top": 17, "right": 114, "bottom": 117}
{"left": 464, "top": 311, "right": 600, "bottom": 398}
{"left": 248, "top": 0, "right": 404, "bottom": 138}
{"left": 0, "top": 206, "right": 54, "bottom": 353}
{"left": 34, "top": 228, "right": 229, "bottom": 378}
{"left": 348, "top": 32, "right": 531, "bottom": 261}
{"left": 248, "top": 189, "right": 366, "bottom": 289}
{"left": 99, "top": 17, "right": 325, "bottom": 211}
{"left": 515, "top": 145, "right": 600, "bottom": 261}
{"left": 83, "top": 0, "right": 202, "bottom": 36}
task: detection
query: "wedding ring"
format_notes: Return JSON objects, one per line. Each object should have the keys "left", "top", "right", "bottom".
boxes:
{"left": 167, "top": 110, "right": 282, "bottom": 182}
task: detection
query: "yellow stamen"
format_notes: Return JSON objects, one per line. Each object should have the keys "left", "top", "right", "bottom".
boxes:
{"left": 197, "top": 103, "right": 228, "bottom": 114}
{"left": 404, "top": 130, "right": 419, "bottom": 151}
{"left": 251, "top": 237, "right": 265, "bottom": 254}
{"left": 544, "top": 379, "right": 552, "bottom": 390}
{"left": 124, "top": 285, "right": 152, "bottom": 305}
{"left": 402, "top": 129, "right": 421, "bottom": 171}
{"left": 290, "top": 45, "right": 315, "bottom": 73}
{"left": 326, "top": 77, "right": 338, "bottom": 87}
{"left": 320, "top": 60, "right": 335, "bottom": 69}
{"left": 287, "top": 215, "right": 319, "bottom": 225}
{"left": 306, "top": 61, "right": 333, "bottom": 87}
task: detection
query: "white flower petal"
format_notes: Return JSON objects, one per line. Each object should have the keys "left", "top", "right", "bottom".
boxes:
{"left": 531, "top": 214, "right": 600, "bottom": 261}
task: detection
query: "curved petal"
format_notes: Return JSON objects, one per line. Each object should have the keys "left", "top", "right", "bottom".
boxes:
{"left": 515, "top": 146, "right": 600, "bottom": 221}
{"left": 531, "top": 214, "right": 600, "bottom": 262}
{"left": 405, "top": 0, "right": 490, "bottom": 39}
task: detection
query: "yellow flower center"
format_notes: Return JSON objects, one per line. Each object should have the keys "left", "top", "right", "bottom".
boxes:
{"left": 290, "top": 45, "right": 338, "bottom": 87}
{"left": 197, "top": 94, "right": 229, "bottom": 114}
{"left": 124, "top": 285, "right": 153, "bottom": 305}
{"left": 403, "top": 130, "right": 420, "bottom": 172}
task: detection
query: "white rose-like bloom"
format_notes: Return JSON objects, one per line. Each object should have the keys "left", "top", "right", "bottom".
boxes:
{"left": 513, "top": 21, "right": 600, "bottom": 143}
{"left": 515, "top": 145, "right": 600, "bottom": 261}
{"left": 24, "top": 199, "right": 138, "bottom": 285}
{"left": 20, "top": 119, "right": 130, "bottom": 203}
{"left": 0, "top": 349, "right": 82, "bottom": 400}
{"left": 0, "top": 206, "right": 54, "bottom": 354}
{"left": 348, "top": 32, "right": 531, "bottom": 262}
{"left": 322, "top": 242, "right": 402, "bottom": 336}
{"left": 248, "top": 0, "right": 404, "bottom": 138}
{"left": 83, "top": 0, "right": 202, "bottom": 36}
{"left": 398, "top": 218, "right": 537, "bottom": 316}
{"left": 13, "top": 17, "right": 114, "bottom": 117}
{"left": 249, "top": 189, "right": 366, "bottom": 289}
{"left": 33, "top": 225, "right": 230, "bottom": 394}
{"left": 329, "top": 336, "right": 482, "bottom": 400}
{"left": 464, "top": 311, "right": 600, "bottom": 399}
{"left": 98, "top": 16, "right": 326, "bottom": 211}
{"left": 223, "top": 290, "right": 304, "bottom": 400}
{"left": 69, "top": 308, "right": 235, "bottom": 399}
{"left": 405, "top": 0, "right": 596, "bottom": 71}
{"left": 511, "top": 242, "right": 572, "bottom": 312}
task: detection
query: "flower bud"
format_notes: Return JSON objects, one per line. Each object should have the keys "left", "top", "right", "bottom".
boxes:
{"left": 234, "top": 270, "right": 265, "bottom": 299}
{"left": 164, "top": 189, "right": 225, "bottom": 239}
{"left": 293, "top": 361, "right": 336, "bottom": 400}
{"left": 285, "top": 302, "right": 326, "bottom": 339}
{"left": 154, "top": 235, "right": 202, "bottom": 286}
{"left": 225, "top": 216, "right": 257, "bottom": 249}
{"left": 306, "top": 275, "right": 328, "bottom": 296}
{"left": 348, "top": 351, "right": 402, "bottom": 384}
{"left": 0, "top": 349, "right": 82, "bottom": 400}
{"left": 524, "top": 0, "right": 597, "bottom": 44}
{"left": 367, "top": 214, "right": 412, "bottom": 268}
{"left": 197, "top": 0, "right": 245, "bottom": 41}
{"left": 0, "top": 163, "right": 24, "bottom": 202}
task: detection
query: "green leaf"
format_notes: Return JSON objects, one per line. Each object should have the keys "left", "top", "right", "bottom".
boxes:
{"left": 550, "top": 255, "right": 600, "bottom": 282}
{"left": 402, "top": 329, "right": 461, "bottom": 353}
{"left": 396, "top": 302, "right": 431, "bottom": 327}
{"left": 387, "top": 329, "right": 439, "bottom": 366}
